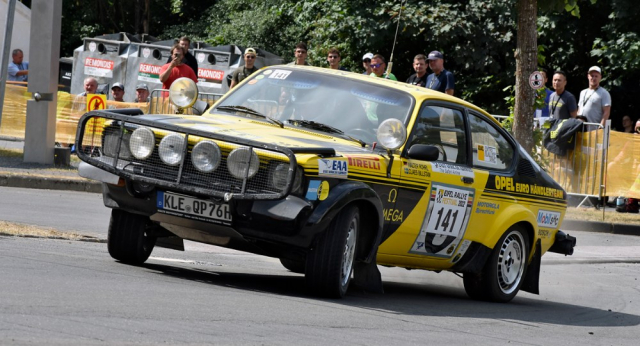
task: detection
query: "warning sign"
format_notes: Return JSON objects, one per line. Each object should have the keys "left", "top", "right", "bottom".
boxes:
{"left": 529, "top": 71, "right": 544, "bottom": 90}
{"left": 87, "top": 94, "right": 106, "bottom": 111}
{"left": 84, "top": 57, "right": 115, "bottom": 78}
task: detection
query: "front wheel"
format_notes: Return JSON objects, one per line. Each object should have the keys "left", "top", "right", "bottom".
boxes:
{"left": 463, "top": 226, "right": 529, "bottom": 303}
{"left": 107, "top": 209, "right": 156, "bottom": 265}
{"left": 305, "top": 205, "right": 359, "bottom": 298}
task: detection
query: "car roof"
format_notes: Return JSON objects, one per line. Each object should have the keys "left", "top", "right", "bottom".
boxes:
{"left": 273, "top": 65, "right": 499, "bottom": 125}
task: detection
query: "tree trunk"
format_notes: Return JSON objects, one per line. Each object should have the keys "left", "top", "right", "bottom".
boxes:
{"left": 514, "top": 0, "right": 537, "bottom": 154}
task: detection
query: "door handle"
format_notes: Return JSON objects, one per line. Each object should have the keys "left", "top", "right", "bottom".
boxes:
{"left": 461, "top": 177, "right": 474, "bottom": 184}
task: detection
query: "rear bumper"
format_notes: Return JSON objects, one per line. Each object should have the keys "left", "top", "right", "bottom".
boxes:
{"left": 548, "top": 230, "right": 576, "bottom": 256}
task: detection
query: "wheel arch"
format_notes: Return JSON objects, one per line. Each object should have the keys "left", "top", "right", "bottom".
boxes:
{"left": 481, "top": 204, "right": 537, "bottom": 257}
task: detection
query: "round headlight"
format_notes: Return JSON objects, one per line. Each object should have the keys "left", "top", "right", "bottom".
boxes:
{"left": 227, "top": 147, "right": 260, "bottom": 179}
{"left": 129, "top": 127, "right": 155, "bottom": 160}
{"left": 169, "top": 77, "right": 198, "bottom": 109}
{"left": 191, "top": 140, "right": 221, "bottom": 173}
{"left": 377, "top": 118, "right": 407, "bottom": 150}
{"left": 158, "top": 133, "right": 185, "bottom": 166}
{"left": 271, "top": 163, "right": 303, "bottom": 192}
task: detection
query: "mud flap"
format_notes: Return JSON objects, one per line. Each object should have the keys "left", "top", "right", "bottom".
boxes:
{"left": 352, "top": 253, "right": 384, "bottom": 294}
{"left": 521, "top": 239, "right": 541, "bottom": 295}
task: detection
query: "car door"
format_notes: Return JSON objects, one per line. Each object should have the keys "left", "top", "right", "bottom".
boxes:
{"left": 377, "top": 102, "right": 488, "bottom": 268}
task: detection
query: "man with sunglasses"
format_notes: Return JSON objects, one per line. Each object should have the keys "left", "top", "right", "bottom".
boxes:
{"left": 287, "top": 42, "right": 311, "bottom": 66}
{"left": 326, "top": 48, "right": 349, "bottom": 71}
{"left": 159, "top": 43, "right": 198, "bottom": 91}
{"left": 369, "top": 54, "right": 397, "bottom": 81}
{"left": 230, "top": 48, "right": 259, "bottom": 89}
{"left": 362, "top": 52, "right": 373, "bottom": 75}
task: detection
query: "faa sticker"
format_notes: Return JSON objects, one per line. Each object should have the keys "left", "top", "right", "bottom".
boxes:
{"left": 318, "top": 181, "right": 330, "bottom": 200}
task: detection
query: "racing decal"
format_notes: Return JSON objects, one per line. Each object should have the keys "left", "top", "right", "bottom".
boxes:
{"left": 476, "top": 144, "right": 497, "bottom": 164}
{"left": 383, "top": 208, "right": 404, "bottom": 222}
{"left": 318, "top": 181, "right": 329, "bottom": 200}
{"left": 388, "top": 189, "right": 397, "bottom": 203}
{"left": 306, "top": 180, "right": 329, "bottom": 200}
{"left": 403, "top": 161, "right": 431, "bottom": 178}
{"left": 538, "top": 229, "right": 551, "bottom": 239}
{"left": 268, "top": 69, "right": 291, "bottom": 80}
{"left": 431, "top": 162, "right": 474, "bottom": 178}
{"left": 248, "top": 80, "right": 258, "bottom": 85}
{"left": 409, "top": 184, "right": 474, "bottom": 258}
{"left": 347, "top": 156, "right": 382, "bottom": 171}
{"left": 451, "top": 239, "right": 472, "bottom": 264}
{"left": 491, "top": 175, "right": 564, "bottom": 198}
{"left": 475, "top": 201, "right": 500, "bottom": 215}
{"left": 537, "top": 210, "right": 561, "bottom": 228}
{"left": 318, "top": 159, "right": 348, "bottom": 178}
{"left": 263, "top": 70, "right": 273, "bottom": 75}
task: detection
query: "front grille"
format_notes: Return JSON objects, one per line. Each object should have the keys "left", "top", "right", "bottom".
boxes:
{"left": 76, "top": 112, "right": 296, "bottom": 200}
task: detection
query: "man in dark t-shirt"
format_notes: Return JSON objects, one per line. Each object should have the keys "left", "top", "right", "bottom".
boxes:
{"left": 230, "top": 48, "right": 259, "bottom": 89}
{"left": 165, "top": 36, "right": 198, "bottom": 77}
{"left": 549, "top": 70, "right": 578, "bottom": 120}
{"left": 425, "top": 51, "right": 455, "bottom": 95}
{"left": 406, "top": 54, "right": 428, "bottom": 87}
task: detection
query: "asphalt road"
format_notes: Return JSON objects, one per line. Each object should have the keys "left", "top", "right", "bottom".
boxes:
{"left": 1, "top": 186, "right": 640, "bottom": 345}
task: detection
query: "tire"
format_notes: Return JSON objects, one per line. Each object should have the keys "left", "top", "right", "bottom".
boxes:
{"left": 107, "top": 209, "right": 156, "bottom": 265}
{"left": 463, "top": 226, "right": 529, "bottom": 303}
{"left": 305, "top": 205, "right": 359, "bottom": 298}
{"left": 279, "top": 258, "right": 306, "bottom": 274}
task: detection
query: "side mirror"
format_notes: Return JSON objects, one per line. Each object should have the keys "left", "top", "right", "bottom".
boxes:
{"left": 192, "top": 99, "right": 209, "bottom": 116}
{"left": 407, "top": 144, "right": 440, "bottom": 161}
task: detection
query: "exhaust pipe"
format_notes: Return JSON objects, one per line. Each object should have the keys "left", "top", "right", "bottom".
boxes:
{"left": 548, "top": 231, "right": 576, "bottom": 256}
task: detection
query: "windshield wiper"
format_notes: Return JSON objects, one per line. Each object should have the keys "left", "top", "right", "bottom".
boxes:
{"left": 287, "top": 120, "right": 365, "bottom": 147}
{"left": 216, "top": 105, "right": 284, "bottom": 128}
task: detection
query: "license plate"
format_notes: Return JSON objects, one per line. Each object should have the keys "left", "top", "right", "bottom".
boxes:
{"left": 157, "top": 191, "right": 232, "bottom": 224}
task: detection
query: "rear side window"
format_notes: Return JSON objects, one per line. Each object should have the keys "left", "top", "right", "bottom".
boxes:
{"left": 468, "top": 113, "right": 514, "bottom": 170}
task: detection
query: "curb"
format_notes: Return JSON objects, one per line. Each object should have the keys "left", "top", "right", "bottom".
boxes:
{"left": 0, "top": 174, "right": 102, "bottom": 193}
{"left": 562, "top": 219, "right": 640, "bottom": 236}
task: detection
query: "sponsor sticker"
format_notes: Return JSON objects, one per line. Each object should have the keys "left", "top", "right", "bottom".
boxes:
{"left": 318, "top": 159, "right": 348, "bottom": 178}
{"left": 431, "top": 162, "right": 474, "bottom": 178}
{"left": 306, "top": 180, "right": 321, "bottom": 200}
{"left": 347, "top": 156, "right": 381, "bottom": 171}
{"left": 318, "top": 181, "right": 330, "bottom": 200}
{"left": 537, "top": 210, "right": 561, "bottom": 228}
{"left": 268, "top": 69, "right": 291, "bottom": 80}
{"left": 477, "top": 144, "right": 497, "bottom": 164}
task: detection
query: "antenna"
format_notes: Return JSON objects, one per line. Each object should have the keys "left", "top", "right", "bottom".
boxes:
{"left": 385, "top": 0, "right": 406, "bottom": 79}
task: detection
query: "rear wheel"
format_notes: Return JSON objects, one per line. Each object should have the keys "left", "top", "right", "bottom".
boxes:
{"left": 463, "top": 226, "right": 529, "bottom": 303}
{"left": 107, "top": 209, "right": 156, "bottom": 265}
{"left": 305, "top": 205, "right": 359, "bottom": 298}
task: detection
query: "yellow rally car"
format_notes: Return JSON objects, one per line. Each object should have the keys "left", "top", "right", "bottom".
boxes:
{"left": 75, "top": 66, "right": 575, "bottom": 302}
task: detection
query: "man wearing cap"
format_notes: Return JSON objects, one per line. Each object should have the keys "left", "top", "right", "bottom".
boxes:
{"left": 111, "top": 83, "right": 125, "bottom": 102}
{"left": 369, "top": 54, "right": 397, "bottom": 81}
{"left": 406, "top": 54, "right": 428, "bottom": 87}
{"left": 230, "top": 48, "right": 259, "bottom": 89}
{"left": 287, "top": 42, "right": 311, "bottom": 66}
{"left": 577, "top": 66, "right": 611, "bottom": 127}
{"left": 327, "top": 48, "right": 349, "bottom": 71}
{"left": 159, "top": 44, "right": 198, "bottom": 91}
{"left": 425, "top": 51, "right": 455, "bottom": 95}
{"left": 135, "top": 84, "right": 150, "bottom": 103}
{"left": 362, "top": 53, "right": 373, "bottom": 75}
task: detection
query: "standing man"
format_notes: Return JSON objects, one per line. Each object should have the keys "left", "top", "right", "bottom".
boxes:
{"left": 406, "top": 54, "right": 428, "bottom": 87}
{"left": 7, "top": 48, "right": 29, "bottom": 82}
{"left": 135, "top": 84, "right": 150, "bottom": 103}
{"left": 369, "top": 54, "right": 397, "bottom": 81}
{"left": 287, "top": 42, "right": 311, "bottom": 66}
{"left": 549, "top": 70, "right": 578, "bottom": 120}
{"left": 72, "top": 77, "right": 101, "bottom": 112}
{"left": 230, "top": 48, "right": 259, "bottom": 89}
{"left": 159, "top": 44, "right": 198, "bottom": 90}
{"left": 327, "top": 48, "right": 349, "bottom": 71}
{"left": 166, "top": 36, "right": 198, "bottom": 77}
{"left": 362, "top": 52, "right": 373, "bottom": 75}
{"left": 111, "top": 83, "right": 125, "bottom": 102}
{"left": 577, "top": 66, "right": 611, "bottom": 127}
{"left": 425, "top": 51, "right": 454, "bottom": 95}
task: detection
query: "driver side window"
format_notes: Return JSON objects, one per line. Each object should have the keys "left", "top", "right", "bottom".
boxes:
{"left": 407, "top": 105, "right": 467, "bottom": 164}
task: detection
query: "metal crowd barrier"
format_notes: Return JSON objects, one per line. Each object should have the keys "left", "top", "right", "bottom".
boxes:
{"left": 148, "top": 89, "right": 224, "bottom": 115}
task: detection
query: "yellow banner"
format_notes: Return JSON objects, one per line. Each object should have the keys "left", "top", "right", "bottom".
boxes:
{"left": 0, "top": 84, "right": 148, "bottom": 145}
{"left": 606, "top": 131, "right": 640, "bottom": 198}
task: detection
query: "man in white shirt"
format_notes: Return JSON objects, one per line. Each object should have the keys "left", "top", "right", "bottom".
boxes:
{"left": 577, "top": 66, "right": 611, "bottom": 127}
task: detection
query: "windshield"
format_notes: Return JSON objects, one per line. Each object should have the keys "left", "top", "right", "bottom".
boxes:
{"left": 210, "top": 68, "right": 414, "bottom": 143}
